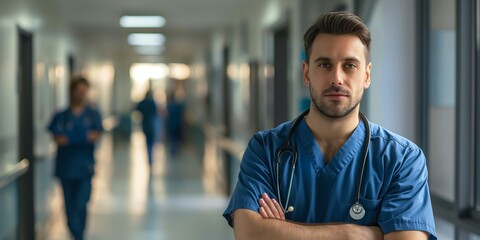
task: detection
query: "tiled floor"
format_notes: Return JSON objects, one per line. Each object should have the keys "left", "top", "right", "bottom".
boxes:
{"left": 45, "top": 131, "right": 234, "bottom": 240}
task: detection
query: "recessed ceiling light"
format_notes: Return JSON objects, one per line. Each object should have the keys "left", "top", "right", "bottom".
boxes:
{"left": 127, "top": 33, "right": 166, "bottom": 46}
{"left": 120, "top": 16, "right": 165, "bottom": 28}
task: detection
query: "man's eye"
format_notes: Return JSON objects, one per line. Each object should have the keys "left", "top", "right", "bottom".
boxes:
{"left": 345, "top": 63, "right": 357, "bottom": 69}
{"left": 318, "top": 63, "right": 330, "bottom": 68}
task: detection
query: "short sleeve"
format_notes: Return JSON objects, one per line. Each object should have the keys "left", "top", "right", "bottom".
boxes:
{"left": 47, "top": 112, "right": 64, "bottom": 135}
{"left": 378, "top": 148, "right": 437, "bottom": 239}
{"left": 223, "top": 133, "right": 277, "bottom": 228}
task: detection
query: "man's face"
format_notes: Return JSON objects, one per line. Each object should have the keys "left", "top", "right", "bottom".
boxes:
{"left": 303, "top": 33, "right": 372, "bottom": 119}
{"left": 71, "top": 83, "right": 89, "bottom": 105}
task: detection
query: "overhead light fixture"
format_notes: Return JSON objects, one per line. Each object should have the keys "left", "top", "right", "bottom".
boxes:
{"left": 128, "top": 33, "right": 166, "bottom": 46}
{"left": 120, "top": 16, "right": 165, "bottom": 28}
{"left": 134, "top": 46, "right": 165, "bottom": 55}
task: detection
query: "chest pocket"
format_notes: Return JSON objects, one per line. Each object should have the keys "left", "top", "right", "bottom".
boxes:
{"left": 62, "top": 112, "right": 73, "bottom": 131}
{"left": 83, "top": 115, "right": 92, "bottom": 128}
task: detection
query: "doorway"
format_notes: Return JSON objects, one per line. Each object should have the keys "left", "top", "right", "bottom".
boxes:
{"left": 222, "top": 46, "right": 233, "bottom": 194}
{"left": 273, "top": 25, "right": 290, "bottom": 126}
{"left": 249, "top": 60, "right": 260, "bottom": 132}
{"left": 68, "top": 53, "right": 75, "bottom": 76}
{"left": 17, "top": 27, "right": 35, "bottom": 240}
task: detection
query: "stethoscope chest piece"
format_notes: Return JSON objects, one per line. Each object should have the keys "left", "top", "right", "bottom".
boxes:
{"left": 349, "top": 202, "right": 365, "bottom": 220}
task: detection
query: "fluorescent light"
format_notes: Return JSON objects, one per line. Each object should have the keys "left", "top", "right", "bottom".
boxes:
{"left": 120, "top": 16, "right": 165, "bottom": 28}
{"left": 134, "top": 46, "right": 164, "bottom": 55}
{"left": 128, "top": 33, "right": 165, "bottom": 46}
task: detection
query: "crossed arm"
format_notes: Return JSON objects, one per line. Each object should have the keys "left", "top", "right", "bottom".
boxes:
{"left": 53, "top": 131, "right": 101, "bottom": 146}
{"left": 232, "top": 193, "right": 428, "bottom": 240}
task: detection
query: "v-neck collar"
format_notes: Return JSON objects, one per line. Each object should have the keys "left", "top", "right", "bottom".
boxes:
{"left": 294, "top": 117, "right": 367, "bottom": 190}
{"left": 68, "top": 107, "right": 87, "bottom": 118}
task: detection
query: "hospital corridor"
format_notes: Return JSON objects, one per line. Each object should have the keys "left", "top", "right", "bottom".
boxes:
{"left": 44, "top": 131, "right": 233, "bottom": 240}
{"left": 1, "top": 0, "right": 480, "bottom": 240}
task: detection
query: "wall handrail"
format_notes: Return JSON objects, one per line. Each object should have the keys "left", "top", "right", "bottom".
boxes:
{"left": 218, "top": 138, "right": 244, "bottom": 161}
{"left": 0, "top": 159, "right": 29, "bottom": 189}
{"left": 204, "top": 123, "right": 245, "bottom": 161}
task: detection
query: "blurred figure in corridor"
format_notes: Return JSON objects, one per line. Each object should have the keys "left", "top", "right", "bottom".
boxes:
{"left": 135, "top": 88, "right": 164, "bottom": 167}
{"left": 47, "top": 75, "right": 103, "bottom": 240}
{"left": 166, "top": 87, "right": 186, "bottom": 156}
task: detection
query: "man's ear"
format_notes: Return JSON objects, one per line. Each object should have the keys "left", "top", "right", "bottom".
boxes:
{"left": 365, "top": 62, "right": 372, "bottom": 89}
{"left": 302, "top": 61, "right": 310, "bottom": 86}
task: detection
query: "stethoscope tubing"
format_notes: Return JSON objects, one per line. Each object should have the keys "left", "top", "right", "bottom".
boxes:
{"left": 276, "top": 109, "right": 371, "bottom": 219}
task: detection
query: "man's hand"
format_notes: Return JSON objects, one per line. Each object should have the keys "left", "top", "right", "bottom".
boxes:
{"left": 54, "top": 135, "right": 69, "bottom": 146}
{"left": 87, "top": 131, "right": 101, "bottom": 143}
{"left": 258, "top": 193, "right": 285, "bottom": 220}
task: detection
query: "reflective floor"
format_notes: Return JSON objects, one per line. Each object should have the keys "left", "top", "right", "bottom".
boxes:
{"left": 45, "top": 131, "right": 234, "bottom": 240}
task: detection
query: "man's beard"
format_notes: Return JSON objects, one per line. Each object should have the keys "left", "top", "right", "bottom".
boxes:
{"left": 309, "top": 84, "right": 363, "bottom": 119}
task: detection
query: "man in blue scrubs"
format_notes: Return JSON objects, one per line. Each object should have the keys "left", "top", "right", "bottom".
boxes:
{"left": 48, "top": 76, "right": 103, "bottom": 240}
{"left": 224, "top": 12, "right": 437, "bottom": 240}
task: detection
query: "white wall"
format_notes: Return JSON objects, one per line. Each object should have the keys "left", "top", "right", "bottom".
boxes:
{"left": 368, "top": 0, "right": 418, "bottom": 142}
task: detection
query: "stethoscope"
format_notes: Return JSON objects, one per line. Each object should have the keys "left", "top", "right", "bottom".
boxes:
{"left": 276, "top": 109, "right": 371, "bottom": 221}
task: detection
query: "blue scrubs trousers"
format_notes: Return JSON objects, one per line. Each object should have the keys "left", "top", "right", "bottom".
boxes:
{"left": 145, "top": 132, "right": 155, "bottom": 166}
{"left": 60, "top": 177, "right": 92, "bottom": 240}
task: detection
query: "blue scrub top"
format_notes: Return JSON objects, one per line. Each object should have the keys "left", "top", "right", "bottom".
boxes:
{"left": 223, "top": 118, "right": 437, "bottom": 239}
{"left": 47, "top": 106, "right": 103, "bottom": 179}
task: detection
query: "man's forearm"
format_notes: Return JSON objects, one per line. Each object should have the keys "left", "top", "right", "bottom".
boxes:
{"left": 249, "top": 220, "right": 359, "bottom": 240}
{"left": 233, "top": 209, "right": 379, "bottom": 240}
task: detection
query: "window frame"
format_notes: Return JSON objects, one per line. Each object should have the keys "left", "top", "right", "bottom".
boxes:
{"left": 419, "top": 0, "right": 480, "bottom": 237}
{"left": 475, "top": 0, "right": 480, "bottom": 220}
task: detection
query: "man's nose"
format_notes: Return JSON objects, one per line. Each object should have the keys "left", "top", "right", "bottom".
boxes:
{"left": 330, "top": 65, "right": 344, "bottom": 86}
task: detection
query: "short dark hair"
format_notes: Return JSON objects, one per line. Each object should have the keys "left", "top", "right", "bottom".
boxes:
{"left": 303, "top": 11, "right": 371, "bottom": 62}
{"left": 69, "top": 75, "right": 90, "bottom": 95}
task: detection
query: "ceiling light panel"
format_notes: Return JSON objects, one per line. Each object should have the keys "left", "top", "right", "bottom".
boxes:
{"left": 128, "top": 33, "right": 166, "bottom": 46}
{"left": 120, "top": 16, "right": 165, "bottom": 28}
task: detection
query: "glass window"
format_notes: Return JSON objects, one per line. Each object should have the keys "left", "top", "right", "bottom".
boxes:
{"left": 476, "top": 0, "right": 480, "bottom": 214}
{"left": 427, "top": 0, "right": 456, "bottom": 202}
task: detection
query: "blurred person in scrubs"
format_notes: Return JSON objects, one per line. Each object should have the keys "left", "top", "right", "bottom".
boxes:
{"left": 166, "top": 87, "right": 185, "bottom": 156}
{"left": 48, "top": 75, "right": 103, "bottom": 240}
{"left": 135, "top": 88, "right": 164, "bottom": 167}
{"left": 224, "top": 12, "right": 436, "bottom": 240}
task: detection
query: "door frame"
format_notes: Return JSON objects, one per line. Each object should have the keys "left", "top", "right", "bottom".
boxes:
{"left": 17, "top": 26, "right": 35, "bottom": 240}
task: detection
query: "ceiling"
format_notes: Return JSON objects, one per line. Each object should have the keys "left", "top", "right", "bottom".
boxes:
{"left": 48, "top": 0, "right": 258, "bottom": 63}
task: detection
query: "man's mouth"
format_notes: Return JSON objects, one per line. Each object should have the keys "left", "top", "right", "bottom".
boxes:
{"left": 325, "top": 93, "right": 348, "bottom": 99}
